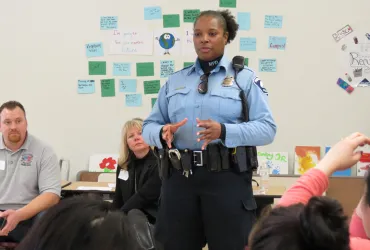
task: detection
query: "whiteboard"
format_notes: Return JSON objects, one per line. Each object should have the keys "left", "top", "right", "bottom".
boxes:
{"left": 1, "top": 0, "right": 369, "bottom": 179}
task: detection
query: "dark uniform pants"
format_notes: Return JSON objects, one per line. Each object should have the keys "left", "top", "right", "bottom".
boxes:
{"left": 155, "top": 166, "right": 257, "bottom": 250}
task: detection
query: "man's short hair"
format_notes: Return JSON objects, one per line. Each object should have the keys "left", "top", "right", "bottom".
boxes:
{"left": 0, "top": 101, "right": 26, "bottom": 116}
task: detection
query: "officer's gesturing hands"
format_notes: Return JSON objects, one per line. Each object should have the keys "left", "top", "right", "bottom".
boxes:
{"left": 196, "top": 118, "right": 221, "bottom": 150}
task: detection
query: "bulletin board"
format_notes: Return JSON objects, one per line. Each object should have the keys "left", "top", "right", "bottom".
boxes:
{"left": 1, "top": 0, "right": 369, "bottom": 179}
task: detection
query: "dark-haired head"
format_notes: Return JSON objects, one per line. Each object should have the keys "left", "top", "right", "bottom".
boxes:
{"left": 193, "top": 10, "right": 239, "bottom": 61}
{"left": 17, "top": 196, "right": 134, "bottom": 250}
{"left": 249, "top": 196, "right": 350, "bottom": 250}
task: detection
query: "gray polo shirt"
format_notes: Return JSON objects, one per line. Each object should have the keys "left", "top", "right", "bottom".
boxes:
{"left": 0, "top": 133, "right": 61, "bottom": 210}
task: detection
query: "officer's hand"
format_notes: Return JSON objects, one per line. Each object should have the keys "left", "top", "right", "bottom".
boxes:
{"left": 0, "top": 210, "right": 21, "bottom": 236}
{"left": 162, "top": 118, "right": 188, "bottom": 148}
{"left": 196, "top": 118, "right": 221, "bottom": 150}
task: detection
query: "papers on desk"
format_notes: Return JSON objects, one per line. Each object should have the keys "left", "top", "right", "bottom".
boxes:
{"left": 108, "top": 183, "right": 115, "bottom": 188}
{"left": 76, "top": 186, "right": 113, "bottom": 191}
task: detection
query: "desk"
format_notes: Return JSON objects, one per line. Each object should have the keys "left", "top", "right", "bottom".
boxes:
{"left": 253, "top": 186, "right": 286, "bottom": 217}
{"left": 61, "top": 180, "right": 72, "bottom": 188}
{"left": 62, "top": 181, "right": 115, "bottom": 198}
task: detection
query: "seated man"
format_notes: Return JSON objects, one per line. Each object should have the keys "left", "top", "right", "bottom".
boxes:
{"left": 0, "top": 101, "right": 61, "bottom": 243}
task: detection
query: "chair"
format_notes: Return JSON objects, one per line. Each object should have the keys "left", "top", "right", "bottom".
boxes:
{"left": 0, "top": 242, "right": 18, "bottom": 250}
{"left": 98, "top": 173, "right": 116, "bottom": 183}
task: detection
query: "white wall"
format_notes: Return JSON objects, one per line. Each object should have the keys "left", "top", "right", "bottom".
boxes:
{"left": 0, "top": 0, "right": 369, "bottom": 180}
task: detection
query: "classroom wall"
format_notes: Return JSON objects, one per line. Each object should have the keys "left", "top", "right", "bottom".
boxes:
{"left": 0, "top": 0, "right": 369, "bottom": 180}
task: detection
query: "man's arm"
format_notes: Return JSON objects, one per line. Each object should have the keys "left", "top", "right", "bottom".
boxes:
{"left": 0, "top": 146, "right": 61, "bottom": 235}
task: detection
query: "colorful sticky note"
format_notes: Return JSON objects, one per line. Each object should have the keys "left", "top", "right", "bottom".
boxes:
{"left": 220, "top": 0, "right": 236, "bottom": 7}
{"left": 268, "top": 36, "right": 287, "bottom": 50}
{"left": 184, "top": 62, "right": 194, "bottom": 68}
{"left": 119, "top": 79, "right": 137, "bottom": 92}
{"left": 244, "top": 58, "right": 249, "bottom": 67}
{"left": 126, "top": 94, "right": 142, "bottom": 107}
{"left": 151, "top": 98, "right": 157, "bottom": 108}
{"left": 237, "top": 12, "right": 251, "bottom": 30}
{"left": 337, "top": 78, "right": 354, "bottom": 94}
{"left": 78, "top": 80, "right": 95, "bottom": 94}
{"left": 259, "top": 59, "right": 277, "bottom": 72}
{"left": 160, "top": 60, "right": 175, "bottom": 78}
{"left": 264, "top": 15, "right": 283, "bottom": 28}
{"left": 183, "top": 9, "right": 200, "bottom": 23}
{"left": 144, "top": 80, "right": 160, "bottom": 94}
{"left": 101, "top": 79, "right": 115, "bottom": 97}
{"left": 85, "top": 42, "right": 104, "bottom": 57}
{"left": 240, "top": 37, "right": 256, "bottom": 51}
{"left": 113, "top": 63, "right": 131, "bottom": 76}
{"left": 100, "top": 16, "right": 118, "bottom": 30}
{"left": 163, "top": 14, "right": 180, "bottom": 28}
{"left": 144, "top": 6, "right": 162, "bottom": 20}
{"left": 89, "top": 61, "right": 106, "bottom": 75}
{"left": 136, "top": 62, "right": 154, "bottom": 76}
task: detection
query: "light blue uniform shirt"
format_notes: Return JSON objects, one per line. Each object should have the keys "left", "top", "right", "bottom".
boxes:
{"left": 143, "top": 56, "right": 277, "bottom": 150}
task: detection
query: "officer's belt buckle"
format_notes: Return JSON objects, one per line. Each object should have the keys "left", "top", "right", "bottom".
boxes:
{"left": 168, "top": 149, "right": 181, "bottom": 160}
{"left": 193, "top": 151, "right": 203, "bottom": 166}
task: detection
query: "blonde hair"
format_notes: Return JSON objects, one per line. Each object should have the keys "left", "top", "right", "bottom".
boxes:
{"left": 118, "top": 118, "right": 144, "bottom": 170}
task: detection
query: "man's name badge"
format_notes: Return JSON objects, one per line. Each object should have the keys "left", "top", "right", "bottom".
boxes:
{"left": 222, "top": 76, "right": 234, "bottom": 87}
{"left": 118, "top": 170, "right": 129, "bottom": 181}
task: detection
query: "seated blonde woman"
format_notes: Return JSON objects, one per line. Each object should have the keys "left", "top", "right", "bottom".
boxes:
{"left": 113, "top": 118, "right": 161, "bottom": 224}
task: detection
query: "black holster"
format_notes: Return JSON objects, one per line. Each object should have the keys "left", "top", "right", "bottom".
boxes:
{"left": 154, "top": 147, "right": 171, "bottom": 180}
{"left": 232, "top": 146, "right": 258, "bottom": 173}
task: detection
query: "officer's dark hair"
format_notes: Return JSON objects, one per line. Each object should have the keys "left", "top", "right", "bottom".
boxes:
{"left": 17, "top": 196, "right": 136, "bottom": 250}
{"left": 194, "top": 9, "right": 239, "bottom": 44}
{"left": 0, "top": 100, "right": 26, "bottom": 117}
{"left": 249, "top": 196, "right": 350, "bottom": 250}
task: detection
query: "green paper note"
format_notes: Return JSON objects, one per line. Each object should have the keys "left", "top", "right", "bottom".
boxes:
{"left": 163, "top": 14, "right": 180, "bottom": 28}
{"left": 136, "top": 62, "right": 154, "bottom": 76}
{"left": 151, "top": 98, "right": 157, "bottom": 108}
{"left": 144, "top": 80, "right": 160, "bottom": 94}
{"left": 184, "top": 62, "right": 194, "bottom": 68}
{"left": 183, "top": 9, "right": 200, "bottom": 23}
{"left": 220, "top": 0, "right": 236, "bottom": 8}
{"left": 89, "top": 61, "right": 106, "bottom": 75}
{"left": 101, "top": 79, "right": 115, "bottom": 97}
{"left": 244, "top": 58, "right": 249, "bottom": 67}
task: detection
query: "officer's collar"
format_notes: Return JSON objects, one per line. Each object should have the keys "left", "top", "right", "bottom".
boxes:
{"left": 187, "top": 55, "right": 230, "bottom": 76}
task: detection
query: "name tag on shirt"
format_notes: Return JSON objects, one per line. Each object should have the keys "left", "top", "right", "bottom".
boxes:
{"left": 0, "top": 161, "right": 5, "bottom": 171}
{"left": 118, "top": 170, "right": 129, "bottom": 181}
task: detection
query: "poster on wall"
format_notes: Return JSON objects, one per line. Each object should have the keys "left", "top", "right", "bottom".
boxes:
{"left": 338, "top": 25, "right": 370, "bottom": 88}
{"left": 89, "top": 154, "right": 119, "bottom": 172}
{"left": 294, "top": 146, "right": 320, "bottom": 175}
{"left": 257, "top": 151, "right": 289, "bottom": 174}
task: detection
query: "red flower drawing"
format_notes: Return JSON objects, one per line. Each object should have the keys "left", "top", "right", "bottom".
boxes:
{"left": 99, "top": 157, "right": 117, "bottom": 170}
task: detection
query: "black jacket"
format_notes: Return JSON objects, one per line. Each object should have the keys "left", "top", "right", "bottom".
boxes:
{"left": 113, "top": 150, "right": 161, "bottom": 221}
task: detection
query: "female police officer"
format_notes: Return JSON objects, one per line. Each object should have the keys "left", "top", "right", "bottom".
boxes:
{"left": 142, "top": 9, "right": 276, "bottom": 250}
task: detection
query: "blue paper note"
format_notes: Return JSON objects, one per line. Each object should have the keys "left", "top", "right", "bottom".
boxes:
{"left": 268, "top": 36, "right": 287, "bottom": 50}
{"left": 85, "top": 42, "right": 104, "bottom": 57}
{"left": 78, "top": 80, "right": 95, "bottom": 94}
{"left": 100, "top": 16, "right": 118, "bottom": 30}
{"left": 240, "top": 37, "right": 256, "bottom": 51}
{"left": 237, "top": 12, "right": 251, "bottom": 31}
{"left": 160, "top": 60, "right": 175, "bottom": 78}
{"left": 119, "top": 79, "right": 137, "bottom": 92}
{"left": 259, "top": 59, "right": 277, "bottom": 72}
{"left": 144, "top": 6, "right": 162, "bottom": 20}
{"left": 113, "top": 63, "right": 131, "bottom": 76}
{"left": 126, "top": 94, "right": 142, "bottom": 107}
{"left": 264, "top": 15, "right": 283, "bottom": 28}
{"left": 325, "top": 146, "right": 352, "bottom": 176}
